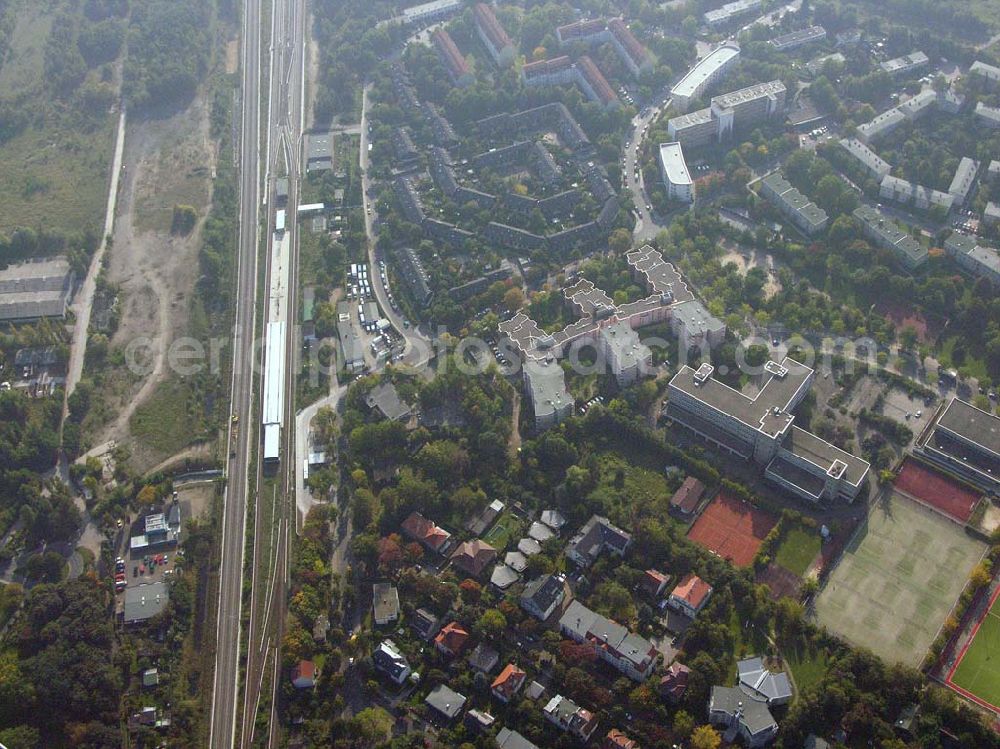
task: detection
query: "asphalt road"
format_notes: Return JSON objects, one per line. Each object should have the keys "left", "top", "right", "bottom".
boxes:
{"left": 208, "top": 0, "right": 263, "bottom": 745}
{"left": 623, "top": 97, "right": 671, "bottom": 243}
{"left": 360, "top": 85, "right": 433, "bottom": 368}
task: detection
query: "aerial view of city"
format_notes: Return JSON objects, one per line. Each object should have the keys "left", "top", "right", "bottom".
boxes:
{"left": 2, "top": 0, "right": 1000, "bottom": 747}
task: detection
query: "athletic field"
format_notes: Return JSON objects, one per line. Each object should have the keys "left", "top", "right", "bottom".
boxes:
{"left": 814, "top": 492, "right": 986, "bottom": 667}
{"left": 947, "top": 587, "right": 1000, "bottom": 712}
{"left": 687, "top": 492, "right": 777, "bottom": 568}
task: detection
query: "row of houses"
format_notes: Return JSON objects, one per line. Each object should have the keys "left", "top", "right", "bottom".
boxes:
{"left": 521, "top": 54, "right": 620, "bottom": 109}
{"left": 554, "top": 17, "right": 653, "bottom": 78}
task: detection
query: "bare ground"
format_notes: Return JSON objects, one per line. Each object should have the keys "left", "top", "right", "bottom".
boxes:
{"left": 93, "top": 93, "right": 216, "bottom": 471}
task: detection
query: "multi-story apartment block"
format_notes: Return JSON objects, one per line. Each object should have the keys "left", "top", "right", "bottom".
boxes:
{"left": 944, "top": 233, "right": 1000, "bottom": 286}
{"left": 853, "top": 205, "right": 927, "bottom": 269}
{"left": 559, "top": 600, "right": 659, "bottom": 681}
{"left": 670, "top": 42, "right": 740, "bottom": 112}
{"left": 760, "top": 172, "right": 829, "bottom": 236}
{"left": 659, "top": 141, "right": 695, "bottom": 204}
{"left": 474, "top": 2, "right": 515, "bottom": 66}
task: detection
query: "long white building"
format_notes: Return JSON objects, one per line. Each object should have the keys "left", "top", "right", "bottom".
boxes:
{"left": 670, "top": 42, "right": 740, "bottom": 112}
{"left": 659, "top": 141, "right": 694, "bottom": 204}
{"left": 668, "top": 80, "right": 785, "bottom": 147}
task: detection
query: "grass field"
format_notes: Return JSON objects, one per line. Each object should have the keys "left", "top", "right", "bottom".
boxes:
{"left": 482, "top": 513, "right": 521, "bottom": 550}
{"left": 0, "top": 2, "right": 116, "bottom": 234}
{"left": 774, "top": 526, "right": 822, "bottom": 577}
{"left": 784, "top": 644, "right": 831, "bottom": 694}
{"left": 813, "top": 492, "right": 986, "bottom": 667}
{"left": 129, "top": 377, "right": 212, "bottom": 457}
{"left": 949, "top": 590, "right": 1000, "bottom": 711}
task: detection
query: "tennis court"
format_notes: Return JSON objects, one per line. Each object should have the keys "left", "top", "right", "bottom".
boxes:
{"left": 687, "top": 492, "right": 777, "bottom": 568}
{"left": 947, "top": 587, "right": 1000, "bottom": 712}
{"left": 814, "top": 492, "right": 987, "bottom": 667}
{"left": 894, "top": 458, "right": 981, "bottom": 524}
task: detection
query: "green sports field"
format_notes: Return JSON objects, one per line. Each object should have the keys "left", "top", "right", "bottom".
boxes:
{"left": 950, "top": 593, "right": 1000, "bottom": 710}
{"left": 814, "top": 492, "right": 986, "bottom": 667}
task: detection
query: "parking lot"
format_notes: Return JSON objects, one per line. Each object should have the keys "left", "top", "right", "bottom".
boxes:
{"left": 880, "top": 389, "right": 933, "bottom": 445}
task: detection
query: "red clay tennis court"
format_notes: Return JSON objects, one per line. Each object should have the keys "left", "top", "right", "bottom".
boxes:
{"left": 687, "top": 492, "right": 777, "bottom": 568}
{"left": 894, "top": 458, "right": 981, "bottom": 524}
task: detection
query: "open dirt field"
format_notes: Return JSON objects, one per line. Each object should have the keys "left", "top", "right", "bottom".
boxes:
{"left": 814, "top": 492, "right": 986, "bottom": 667}
{"left": 687, "top": 492, "right": 777, "bottom": 568}
{"left": 91, "top": 95, "right": 216, "bottom": 471}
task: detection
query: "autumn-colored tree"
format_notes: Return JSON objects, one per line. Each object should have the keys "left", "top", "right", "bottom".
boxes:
{"left": 689, "top": 725, "right": 721, "bottom": 749}
{"left": 135, "top": 484, "right": 157, "bottom": 509}
{"left": 377, "top": 534, "right": 404, "bottom": 574}
{"left": 558, "top": 639, "right": 597, "bottom": 666}
{"left": 459, "top": 578, "right": 482, "bottom": 602}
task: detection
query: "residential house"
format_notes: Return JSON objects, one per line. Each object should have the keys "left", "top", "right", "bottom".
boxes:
{"left": 468, "top": 643, "right": 500, "bottom": 674}
{"left": 540, "top": 509, "right": 568, "bottom": 532}
{"left": 670, "top": 476, "right": 705, "bottom": 515}
{"left": 660, "top": 662, "right": 691, "bottom": 703}
{"left": 434, "top": 621, "right": 471, "bottom": 657}
{"left": 373, "top": 639, "right": 412, "bottom": 685}
{"left": 559, "top": 600, "right": 659, "bottom": 681}
{"left": 641, "top": 569, "right": 670, "bottom": 598}
{"left": 737, "top": 657, "right": 793, "bottom": 705}
{"left": 450, "top": 539, "right": 498, "bottom": 577}
{"left": 497, "top": 728, "right": 540, "bottom": 749}
{"left": 669, "top": 574, "right": 713, "bottom": 618}
{"left": 708, "top": 686, "right": 778, "bottom": 747}
{"left": 603, "top": 729, "right": 639, "bottom": 749}
{"left": 401, "top": 511, "right": 452, "bottom": 554}
{"left": 544, "top": 694, "right": 600, "bottom": 742}
{"left": 520, "top": 573, "right": 567, "bottom": 621}
{"left": 426, "top": 683, "right": 467, "bottom": 722}
{"left": 373, "top": 582, "right": 400, "bottom": 625}
{"left": 490, "top": 564, "right": 520, "bottom": 591}
{"left": 291, "top": 660, "right": 317, "bottom": 689}
{"left": 465, "top": 499, "right": 504, "bottom": 535}
{"left": 565, "top": 515, "right": 631, "bottom": 567}
{"left": 492, "top": 663, "right": 528, "bottom": 703}
{"left": 411, "top": 608, "right": 442, "bottom": 641}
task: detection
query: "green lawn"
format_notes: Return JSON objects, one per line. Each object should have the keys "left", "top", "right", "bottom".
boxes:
{"left": 129, "top": 377, "right": 213, "bottom": 457}
{"left": 950, "top": 597, "right": 1000, "bottom": 710}
{"left": 482, "top": 512, "right": 521, "bottom": 550}
{"left": 774, "top": 526, "right": 822, "bottom": 577}
{"left": 784, "top": 644, "right": 831, "bottom": 695}
{"left": 937, "top": 336, "right": 989, "bottom": 382}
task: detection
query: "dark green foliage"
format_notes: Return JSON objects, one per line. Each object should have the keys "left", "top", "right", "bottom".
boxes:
{"left": 123, "top": 0, "right": 212, "bottom": 109}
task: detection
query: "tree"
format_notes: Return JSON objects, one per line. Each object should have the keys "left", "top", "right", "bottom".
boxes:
{"left": 351, "top": 707, "right": 393, "bottom": 745}
{"left": 503, "top": 286, "right": 525, "bottom": 311}
{"left": 690, "top": 725, "right": 722, "bottom": 749}
{"left": 609, "top": 228, "right": 633, "bottom": 254}
{"left": 476, "top": 608, "right": 507, "bottom": 639}
{"left": 673, "top": 710, "right": 695, "bottom": 739}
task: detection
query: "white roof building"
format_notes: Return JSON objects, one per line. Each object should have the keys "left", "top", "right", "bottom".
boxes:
{"left": 659, "top": 141, "right": 694, "bottom": 204}
{"left": 670, "top": 42, "right": 740, "bottom": 111}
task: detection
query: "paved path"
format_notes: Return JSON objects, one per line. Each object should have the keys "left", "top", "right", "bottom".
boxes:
{"left": 294, "top": 382, "right": 344, "bottom": 531}
{"left": 64, "top": 109, "right": 127, "bottom": 413}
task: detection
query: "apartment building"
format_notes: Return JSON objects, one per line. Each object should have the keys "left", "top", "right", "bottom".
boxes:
{"left": 853, "top": 205, "right": 927, "bottom": 270}
{"left": 670, "top": 41, "right": 740, "bottom": 111}
{"left": 944, "top": 233, "right": 1000, "bottom": 286}
{"left": 659, "top": 141, "right": 695, "bottom": 204}
{"left": 559, "top": 600, "right": 659, "bottom": 681}
{"left": 760, "top": 171, "right": 829, "bottom": 236}
{"left": 474, "top": 2, "right": 515, "bottom": 66}
{"left": 432, "top": 28, "right": 474, "bottom": 87}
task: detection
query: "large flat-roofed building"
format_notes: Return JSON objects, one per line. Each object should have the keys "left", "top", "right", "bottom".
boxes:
{"left": 607, "top": 18, "right": 652, "bottom": 77}
{"left": 474, "top": 2, "right": 515, "bottom": 66}
{"left": 853, "top": 205, "right": 927, "bottom": 270}
{"left": 659, "top": 142, "right": 694, "bottom": 203}
{"left": 985, "top": 201, "right": 1000, "bottom": 226}
{"left": 770, "top": 25, "right": 826, "bottom": 51}
{"left": 838, "top": 138, "right": 891, "bottom": 180}
{"left": 879, "top": 175, "right": 954, "bottom": 214}
{"left": 667, "top": 108, "right": 718, "bottom": 148}
{"left": 944, "top": 233, "right": 1000, "bottom": 286}
{"left": 305, "top": 132, "right": 334, "bottom": 172}
{"left": 670, "top": 299, "right": 727, "bottom": 350}
{"left": 667, "top": 359, "right": 869, "bottom": 502}
{"left": 948, "top": 157, "right": 979, "bottom": 205}
{"left": 760, "top": 172, "right": 829, "bottom": 236}
{"left": 970, "top": 60, "right": 1000, "bottom": 88}
{"left": 704, "top": 0, "right": 761, "bottom": 27}
{"left": 919, "top": 397, "right": 1000, "bottom": 492}
{"left": 881, "top": 50, "right": 928, "bottom": 77}
{"left": 671, "top": 42, "right": 740, "bottom": 112}
{"left": 856, "top": 107, "right": 907, "bottom": 144}
{"left": 0, "top": 257, "right": 75, "bottom": 322}
{"left": 401, "top": 0, "right": 462, "bottom": 25}
{"left": 711, "top": 80, "right": 786, "bottom": 138}
{"left": 433, "top": 28, "right": 474, "bottom": 87}
{"left": 668, "top": 80, "right": 784, "bottom": 146}
{"left": 523, "top": 357, "right": 573, "bottom": 431}
{"left": 123, "top": 582, "right": 169, "bottom": 624}
{"left": 975, "top": 102, "right": 1000, "bottom": 129}
{"left": 599, "top": 320, "right": 651, "bottom": 387}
